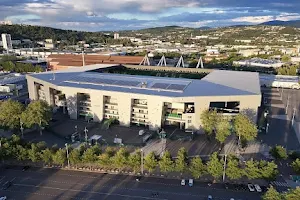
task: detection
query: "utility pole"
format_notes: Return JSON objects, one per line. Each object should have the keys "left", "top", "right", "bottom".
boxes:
{"left": 222, "top": 154, "right": 227, "bottom": 182}
{"left": 20, "top": 120, "right": 24, "bottom": 138}
{"left": 84, "top": 127, "right": 88, "bottom": 144}
{"left": 285, "top": 95, "right": 290, "bottom": 115}
{"left": 65, "top": 143, "right": 70, "bottom": 168}
{"left": 140, "top": 149, "right": 144, "bottom": 175}
{"left": 292, "top": 108, "right": 296, "bottom": 125}
{"left": 39, "top": 119, "right": 43, "bottom": 136}
{"left": 266, "top": 123, "right": 270, "bottom": 133}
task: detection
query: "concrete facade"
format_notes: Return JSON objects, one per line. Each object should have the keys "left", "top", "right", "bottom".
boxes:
{"left": 26, "top": 65, "right": 261, "bottom": 131}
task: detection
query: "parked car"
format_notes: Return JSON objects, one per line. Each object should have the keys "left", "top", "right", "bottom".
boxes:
{"left": 254, "top": 184, "right": 262, "bottom": 192}
{"left": 22, "top": 166, "right": 30, "bottom": 171}
{"left": 135, "top": 176, "right": 141, "bottom": 182}
{"left": 248, "top": 184, "right": 255, "bottom": 192}
{"left": 181, "top": 179, "right": 186, "bottom": 186}
{"left": 188, "top": 179, "right": 193, "bottom": 186}
{"left": 208, "top": 195, "right": 213, "bottom": 200}
{"left": 0, "top": 196, "right": 7, "bottom": 200}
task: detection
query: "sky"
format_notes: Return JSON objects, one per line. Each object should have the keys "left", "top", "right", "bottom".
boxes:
{"left": 1, "top": 0, "right": 300, "bottom": 31}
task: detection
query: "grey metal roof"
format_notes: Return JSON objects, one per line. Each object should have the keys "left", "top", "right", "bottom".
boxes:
{"left": 27, "top": 64, "right": 261, "bottom": 97}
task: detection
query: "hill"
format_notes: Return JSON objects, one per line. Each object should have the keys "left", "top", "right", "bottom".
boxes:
{"left": 261, "top": 20, "right": 300, "bottom": 28}
{"left": 0, "top": 24, "right": 110, "bottom": 44}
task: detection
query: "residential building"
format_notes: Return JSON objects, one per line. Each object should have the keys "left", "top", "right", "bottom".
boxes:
{"left": 26, "top": 64, "right": 261, "bottom": 131}
{"left": 114, "top": 33, "right": 120, "bottom": 39}
{"left": 1, "top": 33, "right": 12, "bottom": 50}
{"left": 233, "top": 58, "right": 284, "bottom": 68}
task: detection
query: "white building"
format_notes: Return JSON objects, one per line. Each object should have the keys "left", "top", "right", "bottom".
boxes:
{"left": 1, "top": 33, "right": 12, "bottom": 50}
{"left": 0, "top": 20, "right": 12, "bottom": 25}
{"left": 114, "top": 33, "right": 120, "bottom": 40}
{"left": 233, "top": 58, "right": 284, "bottom": 68}
{"left": 26, "top": 64, "right": 261, "bottom": 131}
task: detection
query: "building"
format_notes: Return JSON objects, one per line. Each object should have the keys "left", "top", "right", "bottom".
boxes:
{"left": 233, "top": 58, "right": 284, "bottom": 68}
{"left": 26, "top": 64, "right": 261, "bottom": 131}
{"left": 0, "top": 20, "right": 12, "bottom": 25}
{"left": 1, "top": 33, "right": 12, "bottom": 50}
{"left": 114, "top": 33, "right": 120, "bottom": 40}
{"left": 45, "top": 43, "right": 56, "bottom": 49}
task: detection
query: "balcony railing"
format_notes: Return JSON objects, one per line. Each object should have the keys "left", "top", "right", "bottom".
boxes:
{"left": 166, "top": 113, "right": 182, "bottom": 119}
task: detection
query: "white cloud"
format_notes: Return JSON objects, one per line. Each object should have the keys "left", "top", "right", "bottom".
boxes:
{"left": 231, "top": 16, "right": 274, "bottom": 23}
{"left": 276, "top": 13, "right": 300, "bottom": 21}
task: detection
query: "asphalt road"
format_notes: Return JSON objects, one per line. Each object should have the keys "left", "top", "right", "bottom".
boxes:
{"left": 0, "top": 166, "right": 262, "bottom": 200}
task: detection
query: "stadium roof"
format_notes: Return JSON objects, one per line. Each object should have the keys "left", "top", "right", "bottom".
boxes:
{"left": 27, "top": 64, "right": 261, "bottom": 97}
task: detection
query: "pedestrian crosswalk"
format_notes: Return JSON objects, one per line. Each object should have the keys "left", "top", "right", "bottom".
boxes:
{"left": 271, "top": 181, "right": 289, "bottom": 187}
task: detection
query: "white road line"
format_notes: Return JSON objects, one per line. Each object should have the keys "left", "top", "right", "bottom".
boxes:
{"left": 0, "top": 176, "right": 5, "bottom": 184}
{"left": 13, "top": 183, "right": 169, "bottom": 200}
{"left": 10, "top": 177, "right": 16, "bottom": 182}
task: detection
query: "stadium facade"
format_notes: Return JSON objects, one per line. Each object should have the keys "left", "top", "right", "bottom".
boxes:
{"left": 26, "top": 64, "right": 261, "bottom": 130}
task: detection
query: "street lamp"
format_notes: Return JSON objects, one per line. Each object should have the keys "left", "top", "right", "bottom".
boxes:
{"left": 140, "top": 149, "right": 144, "bottom": 175}
{"left": 20, "top": 120, "right": 24, "bottom": 138}
{"left": 222, "top": 154, "right": 227, "bottom": 182}
{"left": 65, "top": 143, "right": 70, "bottom": 168}
{"left": 84, "top": 127, "right": 88, "bottom": 144}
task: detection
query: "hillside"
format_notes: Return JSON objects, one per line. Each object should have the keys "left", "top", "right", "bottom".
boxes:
{"left": 0, "top": 24, "right": 110, "bottom": 44}
{"left": 261, "top": 20, "right": 300, "bottom": 28}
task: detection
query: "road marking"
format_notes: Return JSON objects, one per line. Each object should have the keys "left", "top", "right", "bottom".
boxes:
{"left": 10, "top": 177, "right": 16, "bottom": 182}
{"left": 0, "top": 176, "right": 5, "bottom": 184}
{"left": 13, "top": 183, "right": 169, "bottom": 200}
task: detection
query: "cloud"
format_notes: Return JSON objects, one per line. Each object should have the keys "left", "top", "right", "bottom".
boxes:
{"left": 0, "top": 0, "right": 300, "bottom": 31}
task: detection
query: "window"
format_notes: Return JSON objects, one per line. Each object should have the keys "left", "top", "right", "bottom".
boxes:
{"left": 188, "top": 120, "right": 192, "bottom": 123}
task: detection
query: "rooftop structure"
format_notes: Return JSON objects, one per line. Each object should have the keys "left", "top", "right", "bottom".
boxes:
{"left": 26, "top": 64, "right": 261, "bottom": 130}
{"left": 233, "top": 58, "right": 284, "bottom": 68}
{"left": 47, "top": 54, "right": 144, "bottom": 70}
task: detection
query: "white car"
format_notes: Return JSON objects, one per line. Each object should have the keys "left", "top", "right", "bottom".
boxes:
{"left": 188, "top": 179, "right": 193, "bottom": 186}
{"left": 0, "top": 196, "right": 7, "bottom": 200}
{"left": 181, "top": 179, "right": 186, "bottom": 186}
{"left": 254, "top": 184, "right": 262, "bottom": 192}
{"left": 248, "top": 184, "right": 255, "bottom": 192}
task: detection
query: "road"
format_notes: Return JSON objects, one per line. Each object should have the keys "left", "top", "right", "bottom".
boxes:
{"left": 0, "top": 166, "right": 262, "bottom": 200}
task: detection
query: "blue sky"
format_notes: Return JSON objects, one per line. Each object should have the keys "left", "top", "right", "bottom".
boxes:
{"left": 1, "top": 0, "right": 300, "bottom": 31}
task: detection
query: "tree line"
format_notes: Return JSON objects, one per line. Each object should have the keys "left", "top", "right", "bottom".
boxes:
{"left": 0, "top": 100, "right": 52, "bottom": 134}
{"left": 0, "top": 135, "right": 279, "bottom": 182}
{"left": 201, "top": 110, "right": 257, "bottom": 146}
{"left": 263, "top": 185, "right": 300, "bottom": 200}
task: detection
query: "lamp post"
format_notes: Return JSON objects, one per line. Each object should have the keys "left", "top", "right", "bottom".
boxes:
{"left": 20, "top": 120, "right": 24, "bottom": 138}
{"left": 292, "top": 108, "right": 296, "bottom": 125}
{"left": 84, "top": 127, "right": 88, "bottom": 144}
{"left": 222, "top": 154, "right": 227, "bottom": 182}
{"left": 140, "top": 149, "right": 144, "bottom": 175}
{"left": 65, "top": 143, "right": 70, "bottom": 168}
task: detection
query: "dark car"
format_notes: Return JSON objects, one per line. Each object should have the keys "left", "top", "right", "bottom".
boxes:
{"left": 135, "top": 176, "right": 141, "bottom": 182}
{"left": 2, "top": 181, "right": 12, "bottom": 190}
{"left": 22, "top": 166, "right": 30, "bottom": 171}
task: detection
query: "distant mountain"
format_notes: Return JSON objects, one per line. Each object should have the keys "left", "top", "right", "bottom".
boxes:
{"left": 260, "top": 20, "right": 300, "bottom": 28}
{"left": 197, "top": 26, "right": 211, "bottom": 30}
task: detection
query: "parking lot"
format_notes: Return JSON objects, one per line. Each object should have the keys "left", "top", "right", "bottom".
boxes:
{"left": 261, "top": 87, "right": 300, "bottom": 150}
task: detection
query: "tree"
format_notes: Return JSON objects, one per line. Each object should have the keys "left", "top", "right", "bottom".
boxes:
{"left": 21, "top": 100, "right": 52, "bottom": 135}
{"left": 215, "top": 118, "right": 231, "bottom": 144}
{"left": 225, "top": 156, "right": 243, "bottom": 180}
{"left": 291, "top": 159, "right": 300, "bottom": 174}
{"left": 200, "top": 109, "right": 219, "bottom": 135}
{"left": 69, "top": 149, "right": 81, "bottom": 168}
{"left": 0, "top": 99, "right": 24, "bottom": 130}
{"left": 112, "top": 148, "right": 128, "bottom": 169}
{"left": 175, "top": 147, "right": 188, "bottom": 174}
{"left": 233, "top": 114, "right": 257, "bottom": 142}
{"left": 244, "top": 159, "right": 260, "bottom": 180}
{"left": 270, "top": 145, "right": 288, "bottom": 160}
{"left": 41, "top": 148, "right": 53, "bottom": 165}
{"left": 284, "top": 187, "right": 300, "bottom": 200}
{"left": 144, "top": 152, "right": 158, "bottom": 173}
{"left": 262, "top": 186, "right": 282, "bottom": 200}
{"left": 27, "top": 143, "right": 40, "bottom": 163}
{"left": 207, "top": 152, "right": 223, "bottom": 181}
{"left": 52, "top": 148, "right": 66, "bottom": 167}
{"left": 128, "top": 150, "right": 141, "bottom": 173}
{"left": 189, "top": 156, "right": 206, "bottom": 179}
{"left": 15, "top": 145, "right": 28, "bottom": 161}
{"left": 159, "top": 151, "right": 174, "bottom": 174}
{"left": 82, "top": 147, "right": 98, "bottom": 169}
{"left": 259, "top": 161, "right": 278, "bottom": 180}
{"left": 282, "top": 55, "right": 291, "bottom": 62}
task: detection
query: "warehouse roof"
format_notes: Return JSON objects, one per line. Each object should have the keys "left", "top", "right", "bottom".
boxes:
{"left": 27, "top": 64, "right": 261, "bottom": 97}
